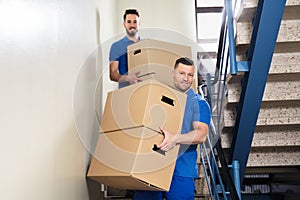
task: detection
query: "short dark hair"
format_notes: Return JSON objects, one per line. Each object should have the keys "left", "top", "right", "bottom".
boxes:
{"left": 123, "top": 9, "right": 140, "bottom": 21}
{"left": 174, "top": 57, "right": 194, "bottom": 69}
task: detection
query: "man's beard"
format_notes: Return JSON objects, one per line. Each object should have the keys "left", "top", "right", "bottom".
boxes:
{"left": 126, "top": 28, "right": 138, "bottom": 37}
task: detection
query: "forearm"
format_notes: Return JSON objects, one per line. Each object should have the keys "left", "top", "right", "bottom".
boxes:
{"left": 118, "top": 74, "right": 131, "bottom": 83}
{"left": 109, "top": 71, "right": 122, "bottom": 82}
{"left": 158, "top": 124, "right": 208, "bottom": 152}
{"left": 175, "top": 129, "right": 208, "bottom": 145}
{"left": 109, "top": 61, "right": 125, "bottom": 83}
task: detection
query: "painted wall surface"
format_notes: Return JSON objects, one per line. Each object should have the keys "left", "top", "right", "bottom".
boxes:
{"left": 0, "top": 0, "right": 116, "bottom": 199}
{"left": 0, "top": 0, "right": 198, "bottom": 199}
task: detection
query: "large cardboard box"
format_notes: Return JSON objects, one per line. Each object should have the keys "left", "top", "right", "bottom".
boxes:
{"left": 99, "top": 79, "right": 187, "bottom": 134}
{"left": 127, "top": 38, "right": 197, "bottom": 88}
{"left": 87, "top": 80, "right": 187, "bottom": 191}
{"left": 87, "top": 127, "right": 179, "bottom": 191}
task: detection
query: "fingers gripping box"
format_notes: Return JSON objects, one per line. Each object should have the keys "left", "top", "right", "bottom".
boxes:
{"left": 88, "top": 127, "right": 179, "bottom": 191}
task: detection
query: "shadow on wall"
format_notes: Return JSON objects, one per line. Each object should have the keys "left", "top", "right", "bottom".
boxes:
{"left": 85, "top": 8, "right": 105, "bottom": 200}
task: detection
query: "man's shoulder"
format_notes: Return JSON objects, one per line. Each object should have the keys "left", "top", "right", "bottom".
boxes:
{"left": 111, "top": 36, "right": 128, "bottom": 46}
{"left": 187, "top": 89, "right": 209, "bottom": 105}
{"left": 187, "top": 89, "right": 202, "bottom": 99}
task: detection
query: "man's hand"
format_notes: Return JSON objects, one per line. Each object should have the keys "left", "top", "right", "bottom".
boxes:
{"left": 109, "top": 61, "right": 142, "bottom": 84}
{"left": 118, "top": 71, "right": 142, "bottom": 84}
{"left": 157, "top": 121, "right": 209, "bottom": 152}
{"left": 126, "top": 71, "right": 142, "bottom": 84}
{"left": 157, "top": 127, "right": 177, "bottom": 152}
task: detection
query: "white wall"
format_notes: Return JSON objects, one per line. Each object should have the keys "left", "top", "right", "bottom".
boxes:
{"left": 0, "top": 0, "right": 116, "bottom": 199}
{"left": 0, "top": 0, "right": 198, "bottom": 199}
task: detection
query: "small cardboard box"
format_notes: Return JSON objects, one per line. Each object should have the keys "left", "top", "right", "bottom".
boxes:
{"left": 87, "top": 127, "right": 179, "bottom": 191}
{"left": 127, "top": 39, "right": 196, "bottom": 88}
{"left": 99, "top": 79, "right": 187, "bottom": 134}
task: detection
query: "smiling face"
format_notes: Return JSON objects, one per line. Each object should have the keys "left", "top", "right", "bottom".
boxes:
{"left": 123, "top": 14, "right": 140, "bottom": 37}
{"left": 173, "top": 62, "right": 195, "bottom": 93}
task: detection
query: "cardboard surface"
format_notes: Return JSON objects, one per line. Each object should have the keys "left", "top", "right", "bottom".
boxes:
{"left": 127, "top": 38, "right": 197, "bottom": 88}
{"left": 87, "top": 127, "right": 180, "bottom": 191}
{"left": 99, "top": 79, "right": 187, "bottom": 134}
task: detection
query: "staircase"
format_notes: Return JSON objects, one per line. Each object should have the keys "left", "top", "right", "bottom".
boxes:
{"left": 222, "top": 0, "right": 300, "bottom": 197}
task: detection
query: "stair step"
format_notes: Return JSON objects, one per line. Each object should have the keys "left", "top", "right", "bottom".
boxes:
{"left": 195, "top": 178, "right": 210, "bottom": 196}
{"left": 224, "top": 101, "right": 300, "bottom": 127}
{"left": 223, "top": 146, "right": 300, "bottom": 167}
{"left": 236, "top": 41, "right": 300, "bottom": 64}
{"left": 247, "top": 146, "right": 300, "bottom": 167}
{"left": 228, "top": 51, "right": 300, "bottom": 86}
{"left": 236, "top": 18, "right": 300, "bottom": 46}
{"left": 195, "top": 162, "right": 210, "bottom": 196}
{"left": 236, "top": 0, "right": 300, "bottom": 22}
{"left": 221, "top": 125, "right": 300, "bottom": 148}
{"left": 235, "top": 2, "right": 300, "bottom": 61}
{"left": 269, "top": 52, "right": 300, "bottom": 74}
{"left": 226, "top": 77, "right": 300, "bottom": 103}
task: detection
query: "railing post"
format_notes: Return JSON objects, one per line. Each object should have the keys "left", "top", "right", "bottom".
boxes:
{"left": 229, "top": 160, "right": 241, "bottom": 199}
{"left": 226, "top": 0, "right": 237, "bottom": 75}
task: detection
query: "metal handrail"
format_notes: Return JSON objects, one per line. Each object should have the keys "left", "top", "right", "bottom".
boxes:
{"left": 198, "top": 0, "right": 243, "bottom": 199}
{"left": 226, "top": 0, "right": 238, "bottom": 75}
{"left": 199, "top": 81, "right": 240, "bottom": 200}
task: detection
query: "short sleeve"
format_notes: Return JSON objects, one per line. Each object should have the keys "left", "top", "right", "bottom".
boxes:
{"left": 192, "top": 95, "right": 211, "bottom": 126}
{"left": 109, "top": 43, "right": 119, "bottom": 62}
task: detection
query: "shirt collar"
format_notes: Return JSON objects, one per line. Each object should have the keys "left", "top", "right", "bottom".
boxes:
{"left": 185, "top": 88, "right": 194, "bottom": 96}
{"left": 124, "top": 36, "right": 140, "bottom": 42}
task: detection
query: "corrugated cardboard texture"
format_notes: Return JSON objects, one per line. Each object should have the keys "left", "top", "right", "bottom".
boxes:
{"left": 87, "top": 127, "right": 179, "bottom": 191}
{"left": 99, "top": 80, "right": 186, "bottom": 134}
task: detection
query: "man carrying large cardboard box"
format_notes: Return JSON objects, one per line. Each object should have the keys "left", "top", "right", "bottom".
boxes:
{"left": 133, "top": 57, "right": 211, "bottom": 200}
{"left": 88, "top": 78, "right": 187, "bottom": 191}
{"left": 88, "top": 56, "right": 211, "bottom": 199}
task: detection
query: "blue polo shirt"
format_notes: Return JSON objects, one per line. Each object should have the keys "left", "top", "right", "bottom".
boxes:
{"left": 174, "top": 88, "right": 211, "bottom": 178}
{"left": 109, "top": 36, "right": 138, "bottom": 88}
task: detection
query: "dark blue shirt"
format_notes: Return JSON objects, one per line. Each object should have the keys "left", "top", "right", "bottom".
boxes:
{"left": 109, "top": 36, "right": 137, "bottom": 88}
{"left": 174, "top": 88, "right": 211, "bottom": 178}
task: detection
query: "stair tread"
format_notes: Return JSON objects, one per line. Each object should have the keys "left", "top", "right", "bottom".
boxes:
{"left": 236, "top": 0, "right": 300, "bottom": 22}
{"left": 223, "top": 102, "right": 300, "bottom": 127}
{"left": 247, "top": 146, "right": 300, "bottom": 167}
{"left": 237, "top": 19, "right": 300, "bottom": 44}
{"left": 222, "top": 146, "right": 300, "bottom": 167}
{"left": 236, "top": 19, "right": 300, "bottom": 46}
{"left": 226, "top": 78, "right": 300, "bottom": 103}
{"left": 221, "top": 125, "right": 300, "bottom": 148}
